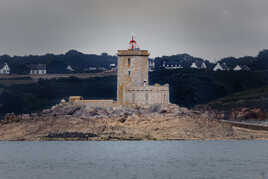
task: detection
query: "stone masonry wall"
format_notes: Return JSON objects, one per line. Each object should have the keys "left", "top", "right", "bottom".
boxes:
{"left": 125, "top": 85, "right": 170, "bottom": 105}
{"left": 117, "top": 50, "right": 149, "bottom": 104}
{"left": 71, "top": 99, "right": 116, "bottom": 107}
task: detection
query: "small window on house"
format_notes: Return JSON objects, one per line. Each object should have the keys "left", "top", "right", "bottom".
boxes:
{"left": 128, "top": 58, "right": 131, "bottom": 67}
{"left": 128, "top": 71, "right": 131, "bottom": 76}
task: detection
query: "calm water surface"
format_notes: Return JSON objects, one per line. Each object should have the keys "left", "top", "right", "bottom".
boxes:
{"left": 0, "top": 141, "right": 268, "bottom": 179}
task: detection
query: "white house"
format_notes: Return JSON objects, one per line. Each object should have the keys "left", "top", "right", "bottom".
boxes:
{"left": 162, "top": 61, "right": 166, "bottom": 67}
{"left": 30, "top": 64, "right": 47, "bottom": 75}
{"left": 191, "top": 62, "right": 198, "bottom": 69}
{"left": 233, "top": 65, "right": 242, "bottom": 71}
{"left": 148, "top": 59, "right": 155, "bottom": 71}
{"left": 0, "top": 62, "right": 10, "bottom": 74}
{"left": 200, "top": 62, "right": 207, "bottom": 69}
{"left": 110, "top": 64, "right": 116, "bottom": 68}
{"left": 178, "top": 65, "right": 183, "bottom": 69}
{"left": 66, "top": 65, "right": 75, "bottom": 71}
{"left": 213, "top": 63, "right": 224, "bottom": 71}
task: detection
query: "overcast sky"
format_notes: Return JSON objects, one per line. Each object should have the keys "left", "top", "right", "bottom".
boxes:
{"left": 0, "top": 0, "right": 268, "bottom": 61}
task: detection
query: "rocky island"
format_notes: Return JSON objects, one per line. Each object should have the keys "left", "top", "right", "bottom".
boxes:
{"left": 1, "top": 101, "right": 268, "bottom": 141}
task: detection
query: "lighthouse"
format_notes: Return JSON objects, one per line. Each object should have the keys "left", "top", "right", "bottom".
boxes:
{"left": 117, "top": 36, "right": 170, "bottom": 106}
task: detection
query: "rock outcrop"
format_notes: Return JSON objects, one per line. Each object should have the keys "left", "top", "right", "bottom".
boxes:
{"left": 214, "top": 108, "right": 268, "bottom": 121}
{"left": 1, "top": 102, "right": 268, "bottom": 141}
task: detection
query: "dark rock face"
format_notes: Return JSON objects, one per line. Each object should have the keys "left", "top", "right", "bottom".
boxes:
{"left": 197, "top": 86, "right": 268, "bottom": 122}
{"left": 46, "top": 132, "right": 98, "bottom": 140}
{"left": 214, "top": 108, "right": 268, "bottom": 121}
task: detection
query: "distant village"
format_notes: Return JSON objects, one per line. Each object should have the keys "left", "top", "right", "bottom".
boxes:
{"left": 160, "top": 61, "right": 247, "bottom": 71}
{"left": 0, "top": 62, "right": 117, "bottom": 75}
{"left": 2, "top": 48, "right": 268, "bottom": 75}
{"left": 0, "top": 58, "right": 249, "bottom": 75}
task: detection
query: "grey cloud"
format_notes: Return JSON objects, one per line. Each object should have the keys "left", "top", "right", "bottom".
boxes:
{"left": 0, "top": 0, "right": 268, "bottom": 60}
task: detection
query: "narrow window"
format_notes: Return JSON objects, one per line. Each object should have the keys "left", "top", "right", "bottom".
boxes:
{"left": 132, "top": 93, "right": 135, "bottom": 103}
{"left": 144, "top": 80, "right": 147, "bottom": 87}
{"left": 128, "top": 71, "right": 131, "bottom": 77}
{"left": 145, "top": 93, "right": 149, "bottom": 105}
{"left": 128, "top": 58, "right": 131, "bottom": 67}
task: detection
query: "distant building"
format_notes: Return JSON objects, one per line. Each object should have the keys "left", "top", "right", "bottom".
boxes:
{"left": 110, "top": 64, "right": 116, "bottom": 68}
{"left": 30, "top": 64, "right": 47, "bottom": 75}
{"left": 108, "top": 64, "right": 117, "bottom": 72}
{"left": 191, "top": 62, "right": 198, "bottom": 69}
{"left": 0, "top": 62, "right": 10, "bottom": 74}
{"left": 213, "top": 63, "right": 224, "bottom": 71}
{"left": 233, "top": 65, "right": 242, "bottom": 71}
{"left": 66, "top": 65, "right": 75, "bottom": 71}
{"left": 168, "top": 64, "right": 183, "bottom": 69}
{"left": 200, "top": 62, "right": 207, "bottom": 69}
{"left": 162, "top": 61, "right": 183, "bottom": 70}
{"left": 177, "top": 65, "right": 183, "bottom": 69}
{"left": 148, "top": 59, "right": 155, "bottom": 71}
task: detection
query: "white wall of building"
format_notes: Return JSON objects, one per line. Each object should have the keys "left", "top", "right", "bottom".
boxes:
{"left": 0, "top": 63, "right": 10, "bottom": 74}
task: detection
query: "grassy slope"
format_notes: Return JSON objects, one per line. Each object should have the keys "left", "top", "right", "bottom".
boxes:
{"left": 201, "top": 86, "right": 268, "bottom": 111}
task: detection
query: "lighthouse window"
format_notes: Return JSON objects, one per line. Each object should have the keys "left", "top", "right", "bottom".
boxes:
{"left": 128, "top": 58, "right": 131, "bottom": 67}
{"left": 145, "top": 93, "right": 149, "bottom": 104}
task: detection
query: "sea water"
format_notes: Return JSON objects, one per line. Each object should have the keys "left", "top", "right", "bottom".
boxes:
{"left": 0, "top": 141, "right": 267, "bottom": 179}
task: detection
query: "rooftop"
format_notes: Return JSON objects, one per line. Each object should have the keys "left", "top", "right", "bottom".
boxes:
{"left": 0, "top": 62, "right": 8, "bottom": 69}
{"left": 117, "top": 50, "right": 150, "bottom": 57}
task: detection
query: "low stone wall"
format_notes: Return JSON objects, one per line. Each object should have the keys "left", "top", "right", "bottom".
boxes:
{"left": 73, "top": 99, "right": 116, "bottom": 107}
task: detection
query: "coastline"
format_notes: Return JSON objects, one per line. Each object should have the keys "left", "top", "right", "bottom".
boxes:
{"left": 1, "top": 102, "right": 268, "bottom": 141}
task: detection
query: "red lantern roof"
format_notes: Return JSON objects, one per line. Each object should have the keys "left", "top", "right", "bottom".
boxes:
{"left": 129, "top": 36, "right": 137, "bottom": 50}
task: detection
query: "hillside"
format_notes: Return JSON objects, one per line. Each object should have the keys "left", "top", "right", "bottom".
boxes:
{"left": 202, "top": 86, "right": 268, "bottom": 110}
{"left": 150, "top": 69, "right": 268, "bottom": 107}
{"left": 1, "top": 49, "right": 268, "bottom": 74}
{"left": 197, "top": 86, "right": 268, "bottom": 121}
{"left": 0, "top": 50, "right": 117, "bottom": 74}
{"left": 1, "top": 70, "right": 268, "bottom": 119}
{"left": 154, "top": 49, "right": 268, "bottom": 71}
{"left": 0, "top": 76, "right": 117, "bottom": 117}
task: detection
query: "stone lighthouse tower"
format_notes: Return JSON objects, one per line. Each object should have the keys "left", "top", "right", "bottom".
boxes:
{"left": 117, "top": 36, "right": 170, "bottom": 106}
